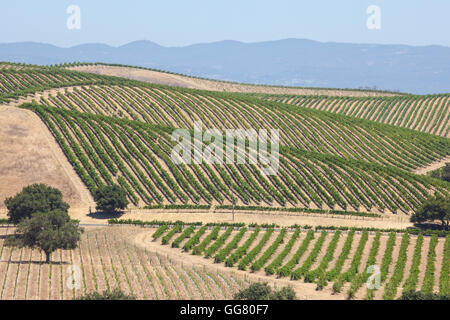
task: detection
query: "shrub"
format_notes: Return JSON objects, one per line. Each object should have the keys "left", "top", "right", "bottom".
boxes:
{"left": 234, "top": 282, "right": 296, "bottom": 300}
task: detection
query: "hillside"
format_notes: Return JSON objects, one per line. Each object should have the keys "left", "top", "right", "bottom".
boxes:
{"left": 0, "top": 105, "right": 93, "bottom": 209}
{"left": 0, "top": 63, "right": 448, "bottom": 217}
{"left": 67, "top": 64, "right": 399, "bottom": 97}
{"left": 263, "top": 94, "right": 450, "bottom": 137}
{"left": 0, "top": 62, "right": 449, "bottom": 301}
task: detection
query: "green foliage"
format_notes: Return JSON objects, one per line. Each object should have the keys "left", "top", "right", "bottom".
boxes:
{"left": 5, "top": 209, "right": 84, "bottom": 263}
{"left": 421, "top": 235, "right": 438, "bottom": 293}
{"left": 251, "top": 229, "right": 287, "bottom": 272}
{"left": 93, "top": 184, "right": 129, "bottom": 214}
{"left": 398, "top": 291, "right": 449, "bottom": 300}
{"left": 215, "top": 228, "right": 247, "bottom": 263}
{"left": 183, "top": 226, "right": 207, "bottom": 251}
{"left": 161, "top": 224, "right": 183, "bottom": 245}
{"left": 234, "top": 282, "right": 296, "bottom": 300}
{"left": 439, "top": 235, "right": 450, "bottom": 295}
{"left": 4, "top": 183, "right": 69, "bottom": 224}
{"left": 411, "top": 195, "right": 450, "bottom": 229}
{"left": 152, "top": 225, "right": 169, "bottom": 239}
{"left": 443, "top": 163, "right": 450, "bottom": 182}
{"left": 75, "top": 288, "right": 136, "bottom": 300}
{"left": 278, "top": 230, "right": 314, "bottom": 277}
{"left": 172, "top": 225, "right": 196, "bottom": 248}
{"left": 225, "top": 227, "right": 260, "bottom": 267}
{"left": 383, "top": 232, "right": 410, "bottom": 300}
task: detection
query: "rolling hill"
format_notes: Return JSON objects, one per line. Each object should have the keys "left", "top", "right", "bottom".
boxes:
{"left": 0, "top": 62, "right": 448, "bottom": 216}
{"left": 0, "top": 62, "right": 449, "bottom": 301}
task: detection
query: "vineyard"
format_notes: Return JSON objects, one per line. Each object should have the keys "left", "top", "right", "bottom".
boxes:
{"left": 0, "top": 61, "right": 449, "bottom": 301}
{"left": 150, "top": 222, "right": 450, "bottom": 300}
{"left": 263, "top": 94, "right": 450, "bottom": 137}
{"left": 34, "top": 84, "right": 450, "bottom": 172}
{"left": 0, "top": 226, "right": 254, "bottom": 300}
{"left": 0, "top": 63, "right": 447, "bottom": 215}
{"left": 16, "top": 102, "right": 449, "bottom": 213}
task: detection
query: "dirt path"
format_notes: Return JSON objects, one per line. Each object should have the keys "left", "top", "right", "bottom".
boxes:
{"left": 413, "top": 156, "right": 450, "bottom": 175}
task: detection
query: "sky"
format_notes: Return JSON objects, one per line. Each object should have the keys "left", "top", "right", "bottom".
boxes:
{"left": 1, "top": 0, "right": 449, "bottom": 48}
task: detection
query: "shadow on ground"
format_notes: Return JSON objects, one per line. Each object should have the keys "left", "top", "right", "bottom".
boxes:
{"left": 86, "top": 211, "right": 125, "bottom": 220}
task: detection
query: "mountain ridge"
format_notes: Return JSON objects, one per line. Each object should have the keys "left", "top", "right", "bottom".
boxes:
{"left": 2, "top": 39, "right": 450, "bottom": 94}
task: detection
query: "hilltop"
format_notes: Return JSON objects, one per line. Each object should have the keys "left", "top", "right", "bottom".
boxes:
{"left": 67, "top": 63, "right": 399, "bottom": 97}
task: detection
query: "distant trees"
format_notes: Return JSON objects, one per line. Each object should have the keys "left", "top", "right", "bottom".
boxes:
{"left": 5, "top": 209, "right": 83, "bottom": 263}
{"left": 410, "top": 195, "right": 450, "bottom": 229}
{"left": 4, "top": 183, "right": 69, "bottom": 224}
{"left": 93, "top": 184, "right": 129, "bottom": 214}
{"left": 234, "top": 282, "right": 296, "bottom": 300}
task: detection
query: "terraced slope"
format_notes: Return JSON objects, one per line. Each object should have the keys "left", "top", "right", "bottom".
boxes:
{"left": 19, "top": 102, "right": 449, "bottom": 214}
{"left": 36, "top": 84, "right": 449, "bottom": 172}
{"left": 0, "top": 66, "right": 106, "bottom": 104}
{"left": 263, "top": 94, "right": 450, "bottom": 137}
{"left": 151, "top": 223, "right": 450, "bottom": 300}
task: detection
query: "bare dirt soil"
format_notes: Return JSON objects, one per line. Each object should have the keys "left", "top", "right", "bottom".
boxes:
{"left": 0, "top": 105, "right": 94, "bottom": 209}
{"left": 69, "top": 65, "right": 399, "bottom": 97}
{"left": 58, "top": 208, "right": 413, "bottom": 230}
{"left": 413, "top": 156, "right": 450, "bottom": 175}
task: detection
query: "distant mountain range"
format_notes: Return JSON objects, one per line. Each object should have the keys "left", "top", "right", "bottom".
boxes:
{"left": 1, "top": 39, "right": 450, "bottom": 94}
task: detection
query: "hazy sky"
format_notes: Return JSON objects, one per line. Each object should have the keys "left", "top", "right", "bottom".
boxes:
{"left": 1, "top": 0, "right": 449, "bottom": 47}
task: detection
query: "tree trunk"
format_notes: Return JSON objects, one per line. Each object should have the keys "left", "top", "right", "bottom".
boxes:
{"left": 45, "top": 251, "right": 51, "bottom": 263}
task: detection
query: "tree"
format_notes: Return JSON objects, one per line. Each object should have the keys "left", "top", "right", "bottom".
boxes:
{"left": 4, "top": 184, "right": 69, "bottom": 224}
{"left": 5, "top": 209, "right": 84, "bottom": 263}
{"left": 234, "top": 282, "right": 296, "bottom": 300}
{"left": 399, "top": 290, "right": 449, "bottom": 300}
{"left": 410, "top": 195, "right": 450, "bottom": 229}
{"left": 442, "top": 163, "right": 450, "bottom": 182}
{"left": 75, "top": 288, "right": 135, "bottom": 300}
{"left": 269, "top": 286, "right": 297, "bottom": 300}
{"left": 93, "top": 184, "right": 129, "bottom": 214}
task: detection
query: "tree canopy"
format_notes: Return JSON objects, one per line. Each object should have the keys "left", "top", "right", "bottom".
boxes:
{"left": 75, "top": 288, "right": 136, "bottom": 300}
{"left": 4, "top": 183, "right": 69, "bottom": 224}
{"left": 410, "top": 195, "right": 450, "bottom": 229}
{"left": 5, "top": 209, "right": 84, "bottom": 263}
{"left": 93, "top": 184, "right": 129, "bottom": 214}
{"left": 443, "top": 163, "right": 450, "bottom": 182}
{"left": 233, "top": 282, "right": 296, "bottom": 300}
{"left": 399, "top": 290, "right": 449, "bottom": 300}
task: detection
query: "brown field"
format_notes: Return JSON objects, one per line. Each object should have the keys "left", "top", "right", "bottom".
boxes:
{"left": 69, "top": 65, "right": 400, "bottom": 97}
{"left": 0, "top": 104, "right": 94, "bottom": 209}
